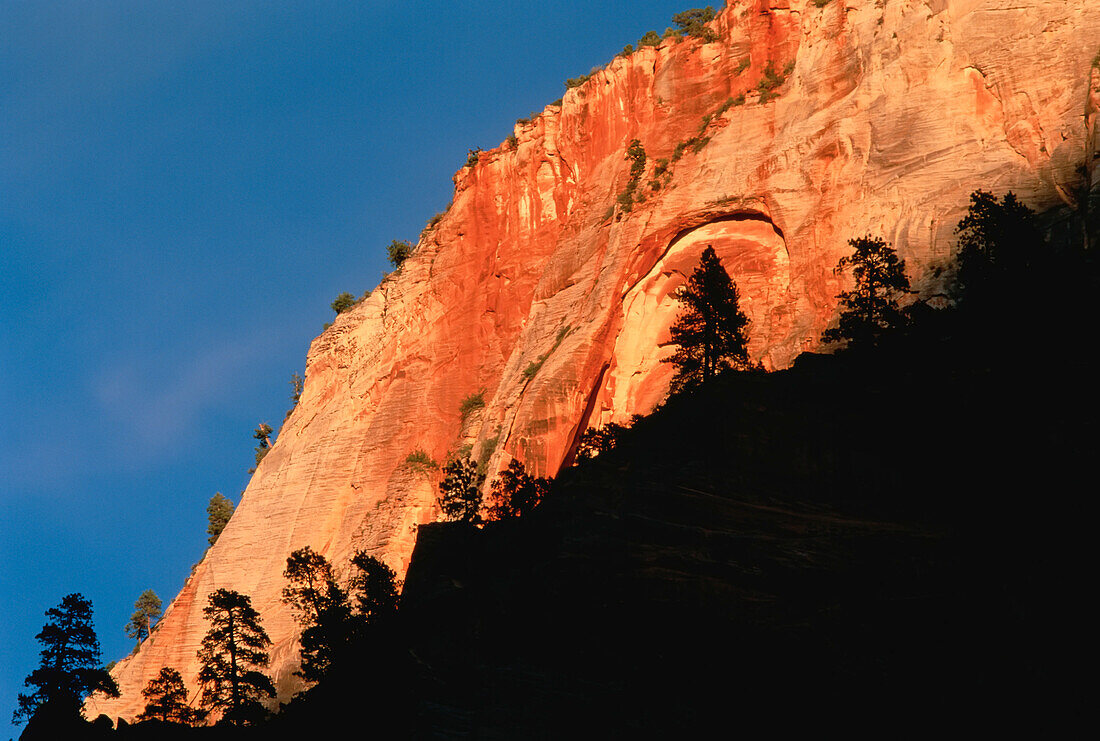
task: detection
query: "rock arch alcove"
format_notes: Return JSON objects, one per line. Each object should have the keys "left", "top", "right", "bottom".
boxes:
{"left": 593, "top": 213, "right": 793, "bottom": 428}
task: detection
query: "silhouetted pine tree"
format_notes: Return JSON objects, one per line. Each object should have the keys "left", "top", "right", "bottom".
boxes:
{"left": 437, "top": 456, "right": 485, "bottom": 523}
{"left": 196, "top": 588, "right": 275, "bottom": 726}
{"left": 954, "top": 190, "right": 1041, "bottom": 301}
{"left": 822, "top": 235, "right": 910, "bottom": 348}
{"left": 136, "top": 667, "right": 207, "bottom": 725}
{"left": 282, "top": 547, "right": 352, "bottom": 682}
{"left": 349, "top": 551, "right": 400, "bottom": 625}
{"left": 664, "top": 245, "right": 750, "bottom": 392}
{"left": 13, "top": 594, "right": 119, "bottom": 725}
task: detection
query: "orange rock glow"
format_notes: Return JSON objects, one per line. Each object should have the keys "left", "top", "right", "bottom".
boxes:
{"left": 88, "top": 0, "right": 1100, "bottom": 720}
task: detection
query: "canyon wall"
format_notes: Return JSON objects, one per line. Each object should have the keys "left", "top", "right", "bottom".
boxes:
{"left": 88, "top": 0, "right": 1100, "bottom": 719}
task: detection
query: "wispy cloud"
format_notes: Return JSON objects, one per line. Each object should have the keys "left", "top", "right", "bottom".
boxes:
{"left": 1, "top": 329, "right": 282, "bottom": 493}
{"left": 92, "top": 335, "right": 271, "bottom": 450}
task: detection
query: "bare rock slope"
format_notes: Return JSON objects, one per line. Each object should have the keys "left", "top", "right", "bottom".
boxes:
{"left": 89, "top": 0, "right": 1100, "bottom": 719}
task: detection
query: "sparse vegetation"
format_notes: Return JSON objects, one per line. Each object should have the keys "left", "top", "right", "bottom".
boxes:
{"left": 331, "top": 292, "right": 357, "bottom": 314}
{"left": 638, "top": 30, "right": 662, "bottom": 48}
{"left": 672, "top": 7, "right": 719, "bottom": 42}
{"left": 626, "top": 138, "right": 645, "bottom": 177}
{"left": 691, "top": 136, "right": 711, "bottom": 154}
{"left": 290, "top": 372, "right": 304, "bottom": 406}
{"left": 405, "top": 449, "right": 439, "bottom": 474}
{"left": 756, "top": 60, "right": 790, "bottom": 103}
{"left": 736, "top": 57, "right": 751, "bottom": 75}
{"left": 479, "top": 433, "right": 501, "bottom": 470}
{"left": 420, "top": 208, "right": 449, "bottom": 241}
{"left": 466, "top": 148, "right": 482, "bottom": 168}
{"left": 522, "top": 326, "right": 570, "bottom": 380}
{"left": 671, "top": 110, "right": 719, "bottom": 163}
{"left": 565, "top": 73, "right": 591, "bottom": 89}
{"left": 506, "top": 133, "right": 518, "bottom": 148}
{"left": 251, "top": 422, "right": 273, "bottom": 472}
{"left": 387, "top": 239, "right": 413, "bottom": 269}
{"left": 615, "top": 139, "right": 648, "bottom": 213}
{"left": 459, "top": 391, "right": 486, "bottom": 423}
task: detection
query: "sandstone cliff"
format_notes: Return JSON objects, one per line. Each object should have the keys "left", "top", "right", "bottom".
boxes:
{"left": 88, "top": 0, "right": 1100, "bottom": 719}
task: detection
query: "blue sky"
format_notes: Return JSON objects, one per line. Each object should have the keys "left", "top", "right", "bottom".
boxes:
{"left": 0, "top": 0, "right": 704, "bottom": 725}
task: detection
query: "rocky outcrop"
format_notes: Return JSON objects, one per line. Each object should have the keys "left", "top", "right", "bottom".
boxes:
{"left": 87, "top": 0, "right": 1100, "bottom": 720}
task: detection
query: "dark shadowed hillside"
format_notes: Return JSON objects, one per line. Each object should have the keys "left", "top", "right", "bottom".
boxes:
{"left": 277, "top": 259, "right": 1095, "bottom": 736}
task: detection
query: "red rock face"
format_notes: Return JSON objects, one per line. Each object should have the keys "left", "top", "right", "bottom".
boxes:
{"left": 87, "top": 0, "right": 1100, "bottom": 720}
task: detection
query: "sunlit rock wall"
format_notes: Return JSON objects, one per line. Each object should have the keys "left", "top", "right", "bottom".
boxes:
{"left": 88, "top": 0, "right": 1100, "bottom": 720}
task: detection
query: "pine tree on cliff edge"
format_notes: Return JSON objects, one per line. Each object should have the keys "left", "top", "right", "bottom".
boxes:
{"left": 663, "top": 245, "right": 751, "bottom": 393}
{"left": 124, "top": 589, "right": 162, "bottom": 649}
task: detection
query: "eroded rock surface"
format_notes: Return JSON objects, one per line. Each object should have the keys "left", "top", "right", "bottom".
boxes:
{"left": 88, "top": 0, "right": 1100, "bottom": 720}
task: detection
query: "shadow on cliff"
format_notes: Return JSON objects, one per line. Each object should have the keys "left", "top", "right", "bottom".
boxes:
{"left": 389, "top": 216, "right": 1094, "bottom": 735}
{"left": 34, "top": 205, "right": 1096, "bottom": 738}
{"left": 274, "top": 232, "right": 1093, "bottom": 735}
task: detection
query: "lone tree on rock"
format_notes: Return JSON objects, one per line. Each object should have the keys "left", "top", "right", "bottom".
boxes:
{"left": 672, "top": 6, "right": 719, "bottom": 41}
{"left": 387, "top": 239, "right": 413, "bottom": 269}
{"left": 206, "top": 493, "right": 234, "bottom": 547}
{"left": 125, "top": 589, "right": 162, "bottom": 648}
{"left": 250, "top": 423, "right": 274, "bottom": 472}
{"left": 331, "top": 292, "right": 357, "bottom": 314}
{"left": 13, "top": 593, "right": 120, "bottom": 726}
{"left": 136, "top": 667, "right": 207, "bottom": 725}
{"left": 663, "top": 246, "right": 751, "bottom": 393}
{"left": 822, "top": 235, "right": 910, "bottom": 348}
{"left": 437, "top": 456, "right": 485, "bottom": 524}
{"left": 196, "top": 588, "right": 275, "bottom": 726}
